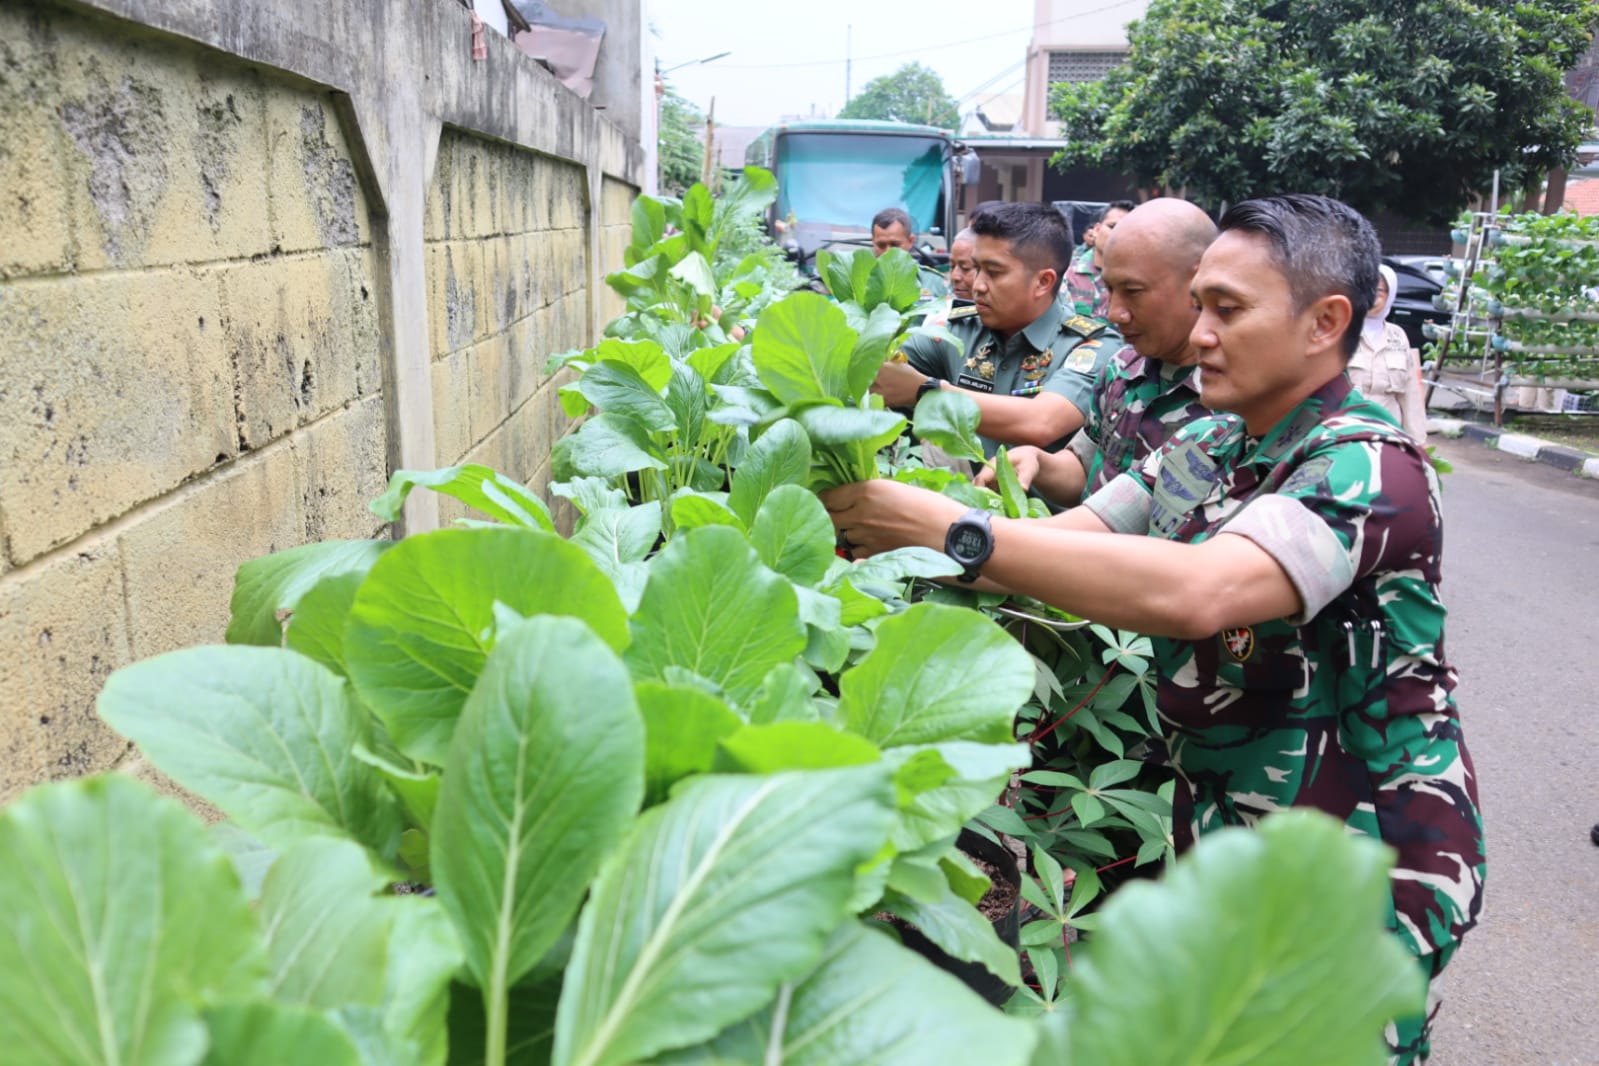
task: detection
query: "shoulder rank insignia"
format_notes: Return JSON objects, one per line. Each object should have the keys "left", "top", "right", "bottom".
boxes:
{"left": 948, "top": 303, "right": 981, "bottom": 320}
{"left": 1063, "top": 314, "right": 1108, "bottom": 337}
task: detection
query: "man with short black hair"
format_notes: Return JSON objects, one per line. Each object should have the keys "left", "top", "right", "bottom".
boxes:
{"left": 870, "top": 207, "right": 917, "bottom": 256}
{"left": 1063, "top": 199, "right": 1135, "bottom": 317}
{"left": 829, "top": 194, "right": 1484, "bottom": 1065}
{"left": 872, "top": 201, "right": 1118, "bottom": 455}
{"left": 980, "top": 198, "right": 1215, "bottom": 505}
{"left": 870, "top": 206, "right": 949, "bottom": 299}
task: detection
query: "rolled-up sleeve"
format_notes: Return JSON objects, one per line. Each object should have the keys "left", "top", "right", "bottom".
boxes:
{"left": 1082, "top": 471, "right": 1153, "bottom": 534}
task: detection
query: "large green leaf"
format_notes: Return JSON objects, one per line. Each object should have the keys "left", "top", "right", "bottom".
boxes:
{"left": 886, "top": 742, "right": 1032, "bottom": 852}
{"left": 284, "top": 570, "right": 367, "bottom": 676}
{"left": 866, "top": 247, "right": 925, "bottom": 312}
{"left": 748, "top": 485, "right": 836, "bottom": 587}
{"left": 913, "top": 389, "right": 986, "bottom": 463}
{"left": 727, "top": 419, "right": 811, "bottom": 526}
{"left": 201, "top": 1003, "right": 363, "bottom": 1066}
{"left": 715, "top": 721, "right": 881, "bottom": 773}
{"left": 659, "top": 922, "right": 1037, "bottom": 1066}
{"left": 550, "top": 476, "right": 629, "bottom": 517}
{"left": 670, "top": 493, "right": 744, "bottom": 533}
{"left": 882, "top": 864, "right": 1021, "bottom": 986}
{"left": 227, "top": 539, "right": 391, "bottom": 646}
{"left": 1066, "top": 811, "right": 1426, "bottom": 1066}
{"left": 665, "top": 363, "right": 709, "bottom": 452}
{"left": 751, "top": 292, "right": 861, "bottom": 406}
{"left": 626, "top": 526, "right": 807, "bottom": 709}
{"left": 840, "top": 603, "right": 1035, "bottom": 748}
{"left": 850, "top": 302, "right": 907, "bottom": 390}
{"left": 344, "top": 528, "right": 628, "bottom": 765}
{"left": 575, "top": 361, "right": 676, "bottom": 433}
{"left": 637, "top": 681, "right": 744, "bottom": 805}
{"left": 670, "top": 251, "right": 718, "bottom": 297}
{"left": 258, "top": 837, "right": 393, "bottom": 1009}
{"left": 98, "top": 645, "right": 404, "bottom": 855}
{"left": 432, "top": 617, "right": 645, "bottom": 1020}
{"left": 792, "top": 403, "right": 906, "bottom": 449}
{"left": 370, "top": 465, "right": 555, "bottom": 531}
{"left": 591, "top": 339, "right": 673, "bottom": 392}
{"left": 816, "top": 249, "right": 857, "bottom": 302}
{"left": 628, "top": 196, "right": 667, "bottom": 261}
{"left": 0, "top": 776, "right": 267, "bottom": 1066}
{"left": 383, "top": 898, "right": 464, "bottom": 1066}
{"left": 552, "top": 414, "right": 668, "bottom": 481}
{"left": 552, "top": 767, "right": 897, "bottom": 1066}
{"left": 445, "top": 968, "right": 563, "bottom": 1066}
{"left": 570, "top": 503, "right": 662, "bottom": 571}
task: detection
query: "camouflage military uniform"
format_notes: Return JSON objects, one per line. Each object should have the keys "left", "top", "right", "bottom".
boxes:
{"left": 901, "top": 298, "right": 1119, "bottom": 457}
{"left": 1083, "top": 375, "right": 1485, "bottom": 1063}
{"left": 1061, "top": 245, "right": 1108, "bottom": 318}
{"left": 1063, "top": 344, "right": 1210, "bottom": 503}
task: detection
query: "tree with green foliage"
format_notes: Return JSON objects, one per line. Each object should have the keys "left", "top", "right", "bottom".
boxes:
{"left": 658, "top": 83, "right": 705, "bottom": 197}
{"left": 839, "top": 61, "right": 961, "bottom": 130}
{"left": 1051, "top": 0, "right": 1599, "bottom": 222}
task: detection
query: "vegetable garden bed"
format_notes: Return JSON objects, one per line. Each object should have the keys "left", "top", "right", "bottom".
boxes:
{"left": 0, "top": 169, "right": 1424, "bottom": 1066}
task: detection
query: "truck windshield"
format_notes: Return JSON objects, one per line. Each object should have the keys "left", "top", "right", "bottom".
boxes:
{"left": 775, "top": 133, "right": 945, "bottom": 233}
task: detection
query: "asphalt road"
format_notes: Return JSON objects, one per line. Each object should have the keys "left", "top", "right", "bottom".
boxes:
{"left": 1423, "top": 438, "right": 1599, "bottom": 1066}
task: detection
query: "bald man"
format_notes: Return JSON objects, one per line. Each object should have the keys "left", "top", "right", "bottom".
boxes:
{"left": 979, "top": 198, "right": 1217, "bottom": 506}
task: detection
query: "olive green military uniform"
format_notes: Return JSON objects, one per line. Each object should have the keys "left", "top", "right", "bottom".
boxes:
{"left": 917, "top": 265, "right": 951, "bottom": 302}
{"left": 900, "top": 299, "right": 1119, "bottom": 456}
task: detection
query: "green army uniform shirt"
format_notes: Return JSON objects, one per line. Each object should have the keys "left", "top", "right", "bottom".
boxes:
{"left": 900, "top": 298, "right": 1120, "bottom": 455}
{"left": 917, "top": 265, "right": 951, "bottom": 301}
{"left": 1063, "top": 344, "right": 1210, "bottom": 502}
{"left": 1083, "top": 375, "right": 1485, "bottom": 962}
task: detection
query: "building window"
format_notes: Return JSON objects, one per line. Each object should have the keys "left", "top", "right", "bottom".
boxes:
{"left": 1047, "top": 50, "right": 1127, "bottom": 84}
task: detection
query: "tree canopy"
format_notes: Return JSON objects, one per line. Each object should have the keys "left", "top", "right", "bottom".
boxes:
{"left": 838, "top": 62, "right": 961, "bottom": 130}
{"left": 1050, "top": 0, "right": 1599, "bottom": 223}
{"left": 659, "top": 84, "right": 705, "bottom": 197}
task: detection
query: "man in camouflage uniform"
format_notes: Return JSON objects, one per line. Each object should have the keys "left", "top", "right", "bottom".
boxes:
{"left": 979, "top": 198, "right": 1216, "bottom": 505}
{"left": 1061, "top": 199, "right": 1134, "bottom": 318}
{"left": 826, "top": 194, "right": 1484, "bottom": 1065}
{"left": 872, "top": 201, "right": 1119, "bottom": 457}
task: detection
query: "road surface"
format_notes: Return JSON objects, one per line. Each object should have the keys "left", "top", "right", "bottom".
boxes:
{"left": 1425, "top": 437, "right": 1599, "bottom": 1066}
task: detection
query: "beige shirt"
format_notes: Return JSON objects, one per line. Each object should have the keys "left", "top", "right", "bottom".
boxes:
{"left": 1348, "top": 322, "right": 1427, "bottom": 443}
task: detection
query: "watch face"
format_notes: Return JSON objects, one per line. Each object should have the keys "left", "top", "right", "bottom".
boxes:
{"left": 950, "top": 524, "right": 988, "bottom": 560}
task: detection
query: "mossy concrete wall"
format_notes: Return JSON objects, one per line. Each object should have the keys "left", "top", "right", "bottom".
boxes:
{"left": 0, "top": 0, "right": 644, "bottom": 803}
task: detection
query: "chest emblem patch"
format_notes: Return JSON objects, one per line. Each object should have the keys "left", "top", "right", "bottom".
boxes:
{"left": 1221, "top": 626, "right": 1256, "bottom": 662}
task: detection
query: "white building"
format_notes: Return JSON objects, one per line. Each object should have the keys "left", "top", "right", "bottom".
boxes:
{"left": 1019, "top": 0, "right": 1147, "bottom": 137}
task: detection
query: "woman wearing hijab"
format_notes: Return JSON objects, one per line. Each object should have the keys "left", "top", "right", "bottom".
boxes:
{"left": 1348, "top": 263, "right": 1429, "bottom": 442}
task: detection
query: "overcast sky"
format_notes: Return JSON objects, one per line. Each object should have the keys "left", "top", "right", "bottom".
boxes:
{"left": 649, "top": 0, "right": 1041, "bottom": 128}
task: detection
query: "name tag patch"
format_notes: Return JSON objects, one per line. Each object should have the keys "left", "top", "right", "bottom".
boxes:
{"left": 957, "top": 374, "right": 995, "bottom": 393}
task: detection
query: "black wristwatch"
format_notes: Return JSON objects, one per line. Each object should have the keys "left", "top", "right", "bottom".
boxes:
{"left": 916, "top": 376, "right": 942, "bottom": 400}
{"left": 944, "top": 508, "right": 994, "bottom": 584}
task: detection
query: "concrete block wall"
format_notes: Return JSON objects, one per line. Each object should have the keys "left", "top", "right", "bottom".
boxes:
{"left": 0, "top": 0, "right": 644, "bottom": 804}
{"left": 425, "top": 130, "right": 592, "bottom": 519}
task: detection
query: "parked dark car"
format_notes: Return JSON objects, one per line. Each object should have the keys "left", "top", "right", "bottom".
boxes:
{"left": 1384, "top": 256, "right": 1452, "bottom": 351}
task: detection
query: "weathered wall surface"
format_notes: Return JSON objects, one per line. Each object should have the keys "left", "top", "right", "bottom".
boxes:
{"left": 425, "top": 130, "right": 590, "bottom": 520}
{"left": 0, "top": 0, "right": 644, "bottom": 803}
